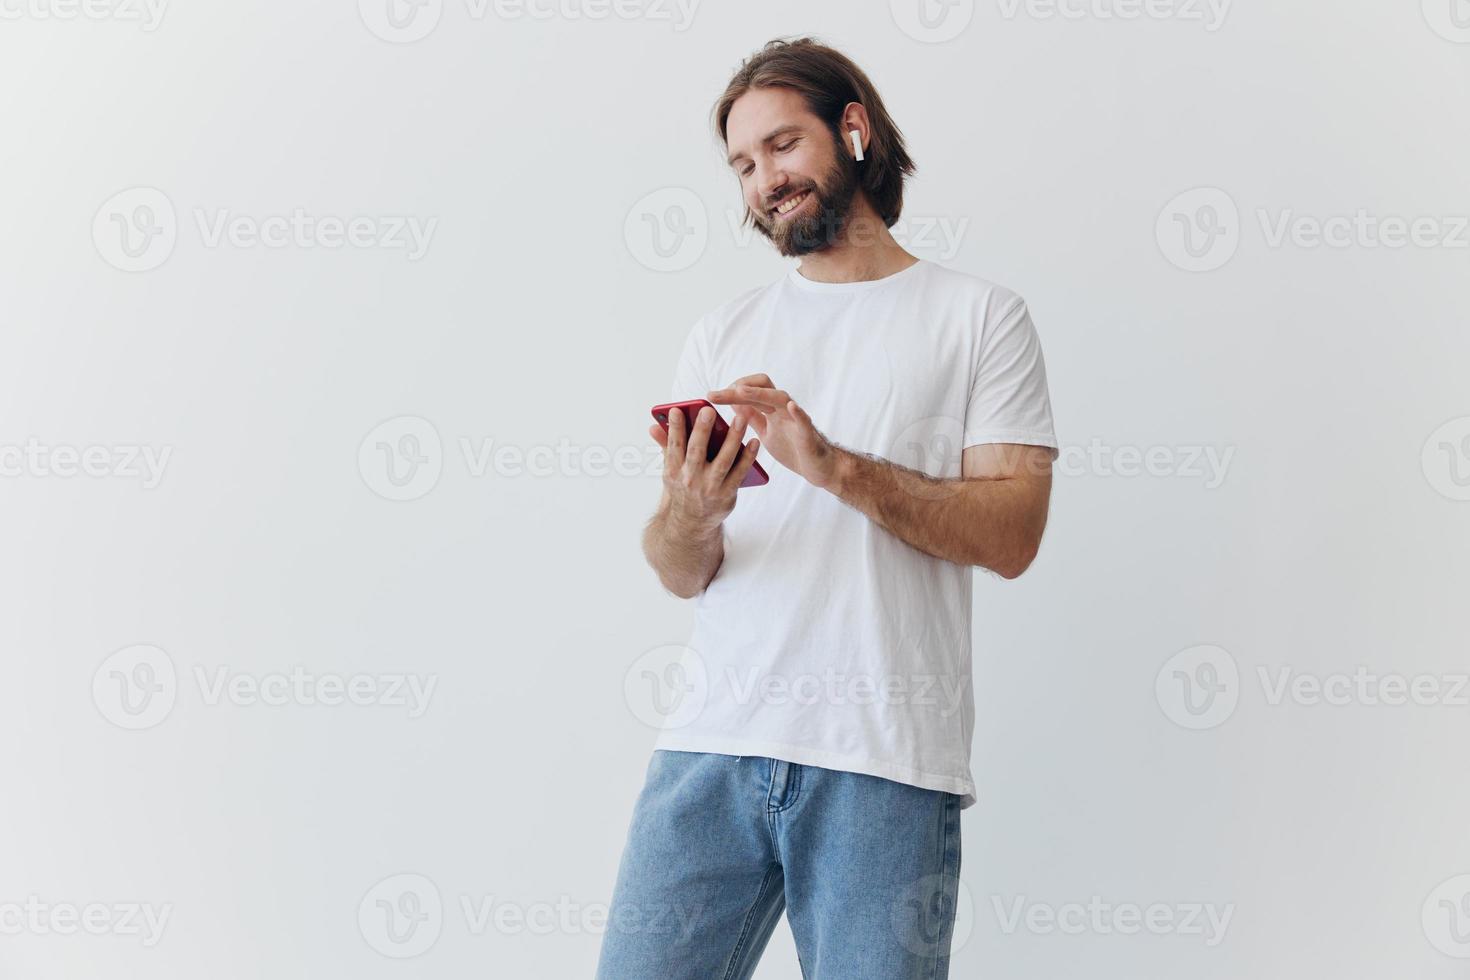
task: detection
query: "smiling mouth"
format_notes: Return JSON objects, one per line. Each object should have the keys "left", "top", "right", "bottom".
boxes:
{"left": 770, "top": 189, "right": 812, "bottom": 219}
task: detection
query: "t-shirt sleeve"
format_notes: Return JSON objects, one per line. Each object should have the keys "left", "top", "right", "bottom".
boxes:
{"left": 669, "top": 316, "right": 710, "bottom": 403}
{"left": 670, "top": 318, "right": 708, "bottom": 402}
{"left": 963, "top": 296, "right": 1060, "bottom": 460}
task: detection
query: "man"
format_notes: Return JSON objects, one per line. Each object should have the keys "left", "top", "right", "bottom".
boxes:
{"left": 598, "top": 37, "right": 1059, "bottom": 980}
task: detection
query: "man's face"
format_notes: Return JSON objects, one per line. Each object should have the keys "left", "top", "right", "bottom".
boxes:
{"left": 725, "top": 87, "right": 860, "bottom": 257}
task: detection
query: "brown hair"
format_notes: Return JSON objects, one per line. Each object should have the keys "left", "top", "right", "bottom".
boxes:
{"left": 712, "top": 37, "right": 916, "bottom": 228}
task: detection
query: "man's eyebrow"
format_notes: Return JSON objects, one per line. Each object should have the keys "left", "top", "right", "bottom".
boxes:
{"left": 726, "top": 125, "right": 804, "bottom": 168}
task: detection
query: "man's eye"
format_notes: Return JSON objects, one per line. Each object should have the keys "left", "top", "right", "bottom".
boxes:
{"left": 776, "top": 141, "right": 796, "bottom": 152}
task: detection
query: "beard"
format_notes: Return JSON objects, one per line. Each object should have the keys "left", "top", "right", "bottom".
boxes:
{"left": 750, "top": 141, "right": 861, "bottom": 257}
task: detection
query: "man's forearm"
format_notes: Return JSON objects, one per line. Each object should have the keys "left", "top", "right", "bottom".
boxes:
{"left": 825, "top": 448, "right": 1046, "bottom": 577}
{"left": 643, "top": 504, "right": 725, "bottom": 599}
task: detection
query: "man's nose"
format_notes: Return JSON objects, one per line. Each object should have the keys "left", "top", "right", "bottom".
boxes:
{"left": 757, "top": 168, "right": 789, "bottom": 209}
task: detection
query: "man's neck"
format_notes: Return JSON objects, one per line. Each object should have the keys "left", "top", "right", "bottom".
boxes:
{"left": 791, "top": 204, "right": 919, "bottom": 285}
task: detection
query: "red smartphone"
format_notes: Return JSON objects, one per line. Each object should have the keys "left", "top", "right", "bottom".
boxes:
{"left": 651, "top": 399, "right": 769, "bottom": 488}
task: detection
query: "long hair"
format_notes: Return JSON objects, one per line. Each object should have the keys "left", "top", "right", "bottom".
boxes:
{"left": 712, "top": 37, "right": 917, "bottom": 229}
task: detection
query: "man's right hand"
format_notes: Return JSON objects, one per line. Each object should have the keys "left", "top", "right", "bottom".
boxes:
{"left": 649, "top": 405, "right": 762, "bottom": 532}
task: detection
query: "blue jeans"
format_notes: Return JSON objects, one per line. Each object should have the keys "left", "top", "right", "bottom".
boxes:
{"left": 596, "top": 749, "right": 963, "bottom": 979}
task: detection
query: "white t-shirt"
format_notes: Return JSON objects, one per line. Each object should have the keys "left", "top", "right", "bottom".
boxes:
{"left": 653, "top": 258, "right": 1059, "bottom": 808}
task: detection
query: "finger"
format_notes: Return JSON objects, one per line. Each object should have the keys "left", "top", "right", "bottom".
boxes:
{"left": 684, "top": 405, "right": 716, "bottom": 472}
{"left": 711, "top": 385, "right": 789, "bottom": 410}
{"left": 648, "top": 422, "right": 668, "bottom": 449}
{"left": 722, "top": 437, "right": 762, "bottom": 492}
{"left": 711, "top": 410, "right": 748, "bottom": 476}
{"left": 716, "top": 373, "right": 774, "bottom": 392}
{"left": 664, "top": 404, "right": 686, "bottom": 467}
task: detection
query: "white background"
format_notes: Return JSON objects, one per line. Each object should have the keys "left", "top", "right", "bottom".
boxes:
{"left": 2, "top": 0, "right": 1468, "bottom": 977}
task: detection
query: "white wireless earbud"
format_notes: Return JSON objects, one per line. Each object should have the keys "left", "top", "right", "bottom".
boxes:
{"left": 850, "top": 129, "right": 864, "bottom": 162}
